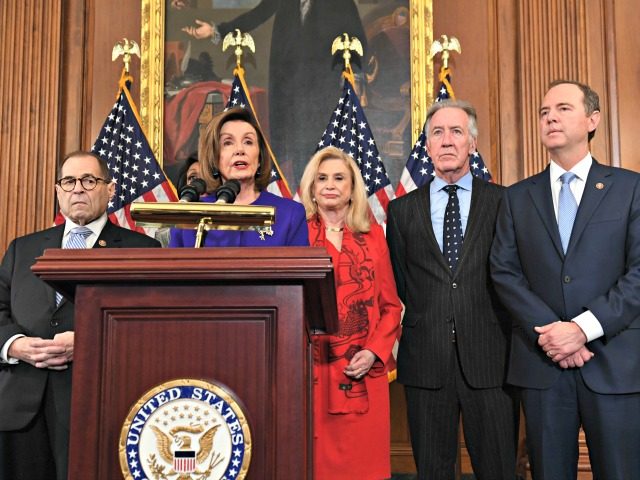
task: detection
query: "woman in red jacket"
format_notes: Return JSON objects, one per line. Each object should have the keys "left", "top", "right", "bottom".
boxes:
{"left": 300, "top": 146, "right": 402, "bottom": 479}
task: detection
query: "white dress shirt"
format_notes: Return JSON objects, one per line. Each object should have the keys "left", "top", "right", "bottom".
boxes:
{"left": 549, "top": 154, "right": 604, "bottom": 342}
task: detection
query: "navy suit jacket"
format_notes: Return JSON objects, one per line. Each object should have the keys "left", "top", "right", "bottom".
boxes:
{"left": 490, "top": 160, "right": 640, "bottom": 394}
{"left": 0, "top": 221, "right": 160, "bottom": 430}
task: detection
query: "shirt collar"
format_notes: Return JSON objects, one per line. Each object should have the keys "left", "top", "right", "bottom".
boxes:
{"left": 432, "top": 170, "right": 473, "bottom": 192}
{"left": 550, "top": 153, "right": 593, "bottom": 183}
{"left": 63, "top": 212, "right": 108, "bottom": 237}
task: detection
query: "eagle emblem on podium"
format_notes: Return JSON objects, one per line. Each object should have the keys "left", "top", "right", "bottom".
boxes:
{"left": 119, "top": 379, "right": 252, "bottom": 480}
{"left": 150, "top": 424, "right": 222, "bottom": 478}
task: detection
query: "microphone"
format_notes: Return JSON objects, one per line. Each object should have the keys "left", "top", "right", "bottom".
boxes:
{"left": 178, "top": 178, "right": 207, "bottom": 202}
{"left": 214, "top": 179, "right": 241, "bottom": 204}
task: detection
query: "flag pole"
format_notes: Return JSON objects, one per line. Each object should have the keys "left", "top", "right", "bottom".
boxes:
{"left": 84, "top": 39, "right": 178, "bottom": 235}
{"left": 222, "top": 30, "right": 293, "bottom": 198}
{"left": 233, "top": 65, "right": 293, "bottom": 197}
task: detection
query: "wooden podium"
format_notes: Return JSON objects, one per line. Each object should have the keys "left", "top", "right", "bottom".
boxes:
{"left": 32, "top": 247, "right": 337, "bottom": 479}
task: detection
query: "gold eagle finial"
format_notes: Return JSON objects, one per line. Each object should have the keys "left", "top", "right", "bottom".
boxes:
{"left": 331, "top": 33, "right": 364, "bottom": 72}
{"left": 111, "top": 38, "right": 140, "bottom": 73}
{"left": 222, "top": 29, "right": 255, "bottom": 69}
{"left": 429, "top": 34, "right": 461, "bottom": 69}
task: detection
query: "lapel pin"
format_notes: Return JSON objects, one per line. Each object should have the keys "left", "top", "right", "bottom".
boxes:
{"left": 595, "top": 182, "right": 605, "bottom": 190}
{"left": 98, "top": 239, "right": 107, "bottom": 247}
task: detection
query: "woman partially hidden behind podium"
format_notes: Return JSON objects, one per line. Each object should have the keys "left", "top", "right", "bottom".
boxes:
{"left": 169, "top": 107, "right": 308, "bottom": 247}
{"left": 300, "top": 146, "right": 402, "bottom": 479}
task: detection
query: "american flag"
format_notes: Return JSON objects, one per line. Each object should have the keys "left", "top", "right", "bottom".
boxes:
{"left": 396, "top": 67, "right": 492, "bottom": 197}
{"left": 317, "top": 78, "right": 395, "bottom": 225}
{"left": 90, "top": 73, "right": 176, "bottom": 234}
{"left": 226, "top": 68, "right": 293, "bottom": 199}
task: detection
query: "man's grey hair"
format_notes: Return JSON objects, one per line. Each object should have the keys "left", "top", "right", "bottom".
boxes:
{"left": 425, "top": 99, "right": 479, "bottom": 140}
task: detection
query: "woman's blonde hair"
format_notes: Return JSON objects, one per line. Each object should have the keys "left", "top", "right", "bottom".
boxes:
{"left": 198, "top": 107, "right": 272, "bottom": 192}
{"left": 299, "top": 146, "right": 370, "bottom": 233}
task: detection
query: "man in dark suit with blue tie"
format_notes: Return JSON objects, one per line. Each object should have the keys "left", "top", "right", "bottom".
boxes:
{"left": 490, "top": 80, "right": 640, "bottom": 479}
{"left": 387, "top": 100, "right": 518, "bottom": 479}
{"left": 0, "top": 151, "right": 161, "bottom": 479}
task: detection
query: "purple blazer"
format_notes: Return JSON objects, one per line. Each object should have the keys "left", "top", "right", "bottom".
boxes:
{"left": 169, "top": 191, "right": 309, "bottom": 247}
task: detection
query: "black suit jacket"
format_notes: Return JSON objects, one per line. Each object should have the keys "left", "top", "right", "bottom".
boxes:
{"left": 387, "top": 176, "right": 510, "bottom": 389}
{"left": 0, "top": 221, "right": 160, "bottom": 430}
{"left": 490, "top": 161, "right": 640, "bottom": 393}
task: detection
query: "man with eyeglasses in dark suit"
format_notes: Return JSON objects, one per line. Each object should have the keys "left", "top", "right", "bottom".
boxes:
{"left": 0, "top": 151, "right": 160, "bottom": 480}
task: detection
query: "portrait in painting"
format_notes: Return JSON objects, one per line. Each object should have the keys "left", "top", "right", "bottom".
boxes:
{"left": 159, "top": 0, "right": 416, "bottom": 192}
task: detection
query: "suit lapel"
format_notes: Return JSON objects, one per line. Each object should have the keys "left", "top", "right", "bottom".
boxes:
{"left": 455, "top": 177, "right": 486, "bottom": 274}
{"left": 93, "top": 219, "right": 120, "bottom": 248}
{"left": 42, "top": 224, "right": 66, "bottom": 248}
{"left": 43, "top": 225, "right": 66, "bottom": 308}
{"left": 415, "top": 181, "right": 440, "bottom": 251}
{"left": 567, "top": 160, "right": 611, "bottom": 254}
{"left": 416, "top": 180, "right": 451, "bottom": 273}
{"left": 526, "top": 167, "right": 565, "bottom": 258}
{"left": 94, "top": 221, "right": 122, "bottom": 248}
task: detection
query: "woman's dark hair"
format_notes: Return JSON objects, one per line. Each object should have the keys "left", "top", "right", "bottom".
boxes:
{"left": 175, "top": 155, "right": 199, "bottom": 193}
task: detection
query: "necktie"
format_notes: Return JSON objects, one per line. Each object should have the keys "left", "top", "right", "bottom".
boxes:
{"left": 443, "top": 185, "right": 463, "bottom": 271}
{"left": 55, "top": 227, "right": 92, "bottom": 306}
{"left": 558, "top": 172, "right": 578, "bottom": 253}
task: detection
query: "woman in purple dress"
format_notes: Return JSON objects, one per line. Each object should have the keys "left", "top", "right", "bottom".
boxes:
{"left": 169, "top": 107, "right": 308, "bottom": 247}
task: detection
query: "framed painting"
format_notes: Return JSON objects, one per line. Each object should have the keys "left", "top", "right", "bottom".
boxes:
{"left": 141, "top": 0, "right": 433, "bottom": 191}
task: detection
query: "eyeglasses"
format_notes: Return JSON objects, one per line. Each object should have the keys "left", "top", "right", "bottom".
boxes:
{"left": 56, "top": 175, "right": 109, "bottom": 192}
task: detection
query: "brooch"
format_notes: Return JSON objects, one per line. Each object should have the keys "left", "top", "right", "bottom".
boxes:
{"left": 257, "top": 227, "right": 274, "bottom": 241}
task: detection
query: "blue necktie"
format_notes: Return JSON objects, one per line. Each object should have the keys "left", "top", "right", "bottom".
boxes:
{"left": 558, "top": 172, "right": 578, "bottom": 253}
{"left": 55, "top": 227, "right": 92, "bottom": 305}
{"left": 443, "top": 185, "right": 463, "bottom": 271}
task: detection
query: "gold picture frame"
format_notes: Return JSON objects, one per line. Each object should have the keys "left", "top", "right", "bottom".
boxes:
{"left": 140, "top": 0, "right": 433, "bottom": 169}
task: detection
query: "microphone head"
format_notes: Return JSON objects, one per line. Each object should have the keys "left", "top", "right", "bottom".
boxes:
{"left": 215, "top": 179, "right": 241, "bottom": 204}
{"left": 225, "top": 179, "right": 241, "bottom": 196}
{"left": 191, "top": 178, "right": 207, "bottom": 194}
{"left": 178, "top": 178, "right": 207, "bottom": 202}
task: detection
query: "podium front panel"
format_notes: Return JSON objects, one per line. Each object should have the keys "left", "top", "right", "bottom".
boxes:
{"left": 69, "top": 282, "right": 311, "bottom": 479}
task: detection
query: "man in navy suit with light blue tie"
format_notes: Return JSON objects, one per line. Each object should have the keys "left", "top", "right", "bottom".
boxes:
{"left": 491, "top": 80, "right": 640, "bottom": 479}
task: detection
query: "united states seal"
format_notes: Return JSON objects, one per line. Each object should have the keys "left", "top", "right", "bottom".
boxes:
{"left": 119, "top": 379, "right": 252, "bottom": 480}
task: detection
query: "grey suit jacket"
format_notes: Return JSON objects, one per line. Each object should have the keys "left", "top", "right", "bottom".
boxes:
{"left": 387, "top": 176, "right": 510, "bottom": 389}
{"left": 0, "top": 221, "right": 160, "bottom": 430}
